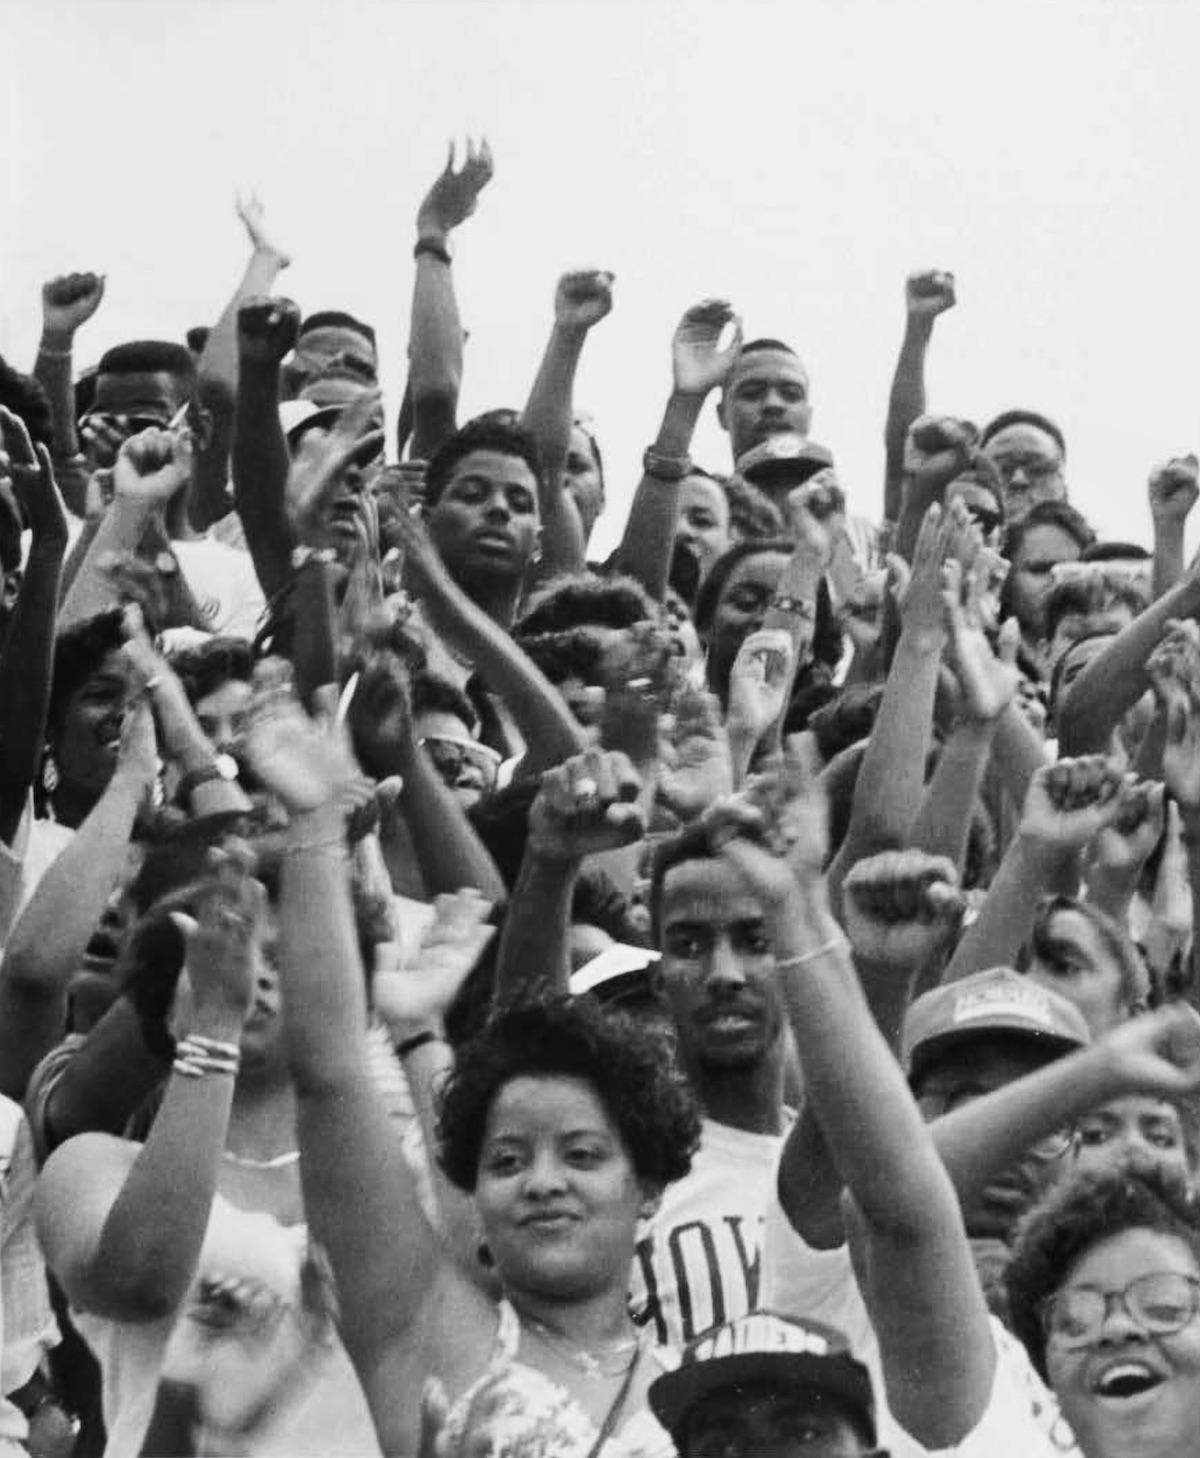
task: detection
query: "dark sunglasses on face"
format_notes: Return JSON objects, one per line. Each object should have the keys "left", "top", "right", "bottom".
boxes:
{"left": 419, "top": 735, "right": 501, "bottom": 791}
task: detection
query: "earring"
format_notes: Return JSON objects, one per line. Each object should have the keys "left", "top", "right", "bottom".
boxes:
{"left": 41, "top": 755, "right": 58, "bottom": 795}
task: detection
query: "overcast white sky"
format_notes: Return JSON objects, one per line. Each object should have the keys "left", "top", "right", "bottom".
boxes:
{"left": 4, "top": 0, "right": 1198, "bottom": 553}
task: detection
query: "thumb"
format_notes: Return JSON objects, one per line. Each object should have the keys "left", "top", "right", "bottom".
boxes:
{"left": 997, "top": 616, "right": 1021, "bottom": 664}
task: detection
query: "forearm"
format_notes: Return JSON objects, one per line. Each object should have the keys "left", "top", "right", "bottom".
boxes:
{"left": 910, "top": 718, "right": 995, "bottom": 877}
{"left": 989, "top": 700, "right": 1050, "bottom": 809}
{"left": 409, "top": 256, "right": 462, "bottom": 460}
{"left": 0, "top": 764, "right": 143, "bottom": 1099}
{"left": 392, "top": 742, "right": 505, "bottom": 903}
{"left": 415, "top": 568, "right": 587, "bottom": 772}
{"left": 199, "top": 249, "right": 289, "bottom": 405}
{"left": 931, "top": 1043, "right": 1125, "bottom": 1213}
{"left": 493, "top": 850, "right": 575, "bottom": 1005}
{"left": 942, "top": 834, "right": 1052, "bottom": 982}
{"left": 1059, "top": 575, "right": 1200, "bottom": 755}
{"left": 58, "top": 500, "right": 151, "bottom": 630}
{"left": 776, "top": 1110, "right": 847, "bottom": 1250}
{"left": 522, "top": 323, "right": 585, "bottom": 493}
{"left": 280, "top": 807, "right": 441, "bottom": 1367}
{"left": 188, "top": 379, "right": 235, "bottom": 532}
{"left": 1153, "top": 521, "right": 1186, "bottom": 601}
{"left": 92, "top": 1003, "right": 241, "bottom": 1320}
{"left": 0, "top": 542, "right": 64, "bottom": 845}
{"left": 883, "top": 317, "right": 931, "bottom": 524}
{"left": 1181, "top": 812, "right": 1200, "bottom": 1006}
{"left": 41, "top": 999, "right": 169, "bottom": 1149}
{"left": 611, "top": 391, "right": 705, "bottom": 601}
{"left": 232, "top": 357, "right": 293, "bottom": 600}
{"left": 830, "top": 633, "right": 942, "bottom": 901}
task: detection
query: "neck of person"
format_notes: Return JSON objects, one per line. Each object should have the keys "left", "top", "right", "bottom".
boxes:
{"left": 454, "top": 564, "right": 525, "bottom": 630}
{"left": 506, "top": 1277, "right": 638, "bottom": 1352}
{"left": 165, "top": 490, "right": 201, "bottom": 543}
{"left": 690, "top": 1046, "right": 786, "bottom": 1136}
{"left": 49, "top": 781, "right": 97, "bottom": 831}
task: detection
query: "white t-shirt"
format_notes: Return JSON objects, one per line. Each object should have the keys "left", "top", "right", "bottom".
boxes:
{"left": 0, "top": 803, "right": 74, "bottom": 948}
{"left": 170, "top": 536, "right": 266, "bottom": 641}
{"left": 630, "top": 1117, "right": 786, "bottom": 1348}
{"left": 761, "top": 1192, "right": 1081, "bottom": 1456}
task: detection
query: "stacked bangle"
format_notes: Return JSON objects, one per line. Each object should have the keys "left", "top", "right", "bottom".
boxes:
{"left": 174, "top": 1034, "right": 241, "bottom": 1080}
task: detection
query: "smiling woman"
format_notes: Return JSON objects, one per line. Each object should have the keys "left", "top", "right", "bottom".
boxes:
{"left": 1006, "top": 1163, "right": 1200, "bottom": 1458}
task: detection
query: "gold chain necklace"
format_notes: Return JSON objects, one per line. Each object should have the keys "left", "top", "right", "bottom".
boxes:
{"left": 524, "top": 1316, "right": 640, "bottom": 1380}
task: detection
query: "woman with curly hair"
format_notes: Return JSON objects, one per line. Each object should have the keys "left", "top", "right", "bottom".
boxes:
{"left": 241, "top": 661, "right": 702, "bottom": 1457}
{"left": 1006, "top": 1162, "right": 1200, "bottom": 1458}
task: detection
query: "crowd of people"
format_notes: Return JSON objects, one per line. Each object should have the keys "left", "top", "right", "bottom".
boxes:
{"left": 1, "top": 135, "right": 1200, "bottom": 1458}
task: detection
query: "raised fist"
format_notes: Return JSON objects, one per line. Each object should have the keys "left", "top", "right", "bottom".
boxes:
{"left": 42, "top": 271, "right": 105, "bottom": 336}
{"left": 842, "top": 850, "right": 964, "bottom": 972}
{"left": 554, "top": 269, "right": 615, "bottom": 331}
{"left": 1019, "top": 756, "right": 1126, "bottom": 851}
{"left": 905, "top": 269, "right": 956, "bottom": 320}
{"left": 1148, "top": 454, "right": 1199, "bottom": 526}
{"left": 237, "top": 296, "right": 301, "bottom": 366}
{"left": 113, "top": 427, "right": 193, "bottom": 505}
{"left": 528, "top": 748, "right": 645, "bottom": 862}
{"left": 234, "top": 190, "right": 291, "bottom": 267}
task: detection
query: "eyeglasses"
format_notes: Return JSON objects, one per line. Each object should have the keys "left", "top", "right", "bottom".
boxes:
{"left": 991, "top": 457, "right": 1062, "bottom": 483}
{"left": 419, "top": 735, "right": 501, "bottom": 791}
{"left": 1041, "top": 1272, "right": 1200, "bottom": 1348}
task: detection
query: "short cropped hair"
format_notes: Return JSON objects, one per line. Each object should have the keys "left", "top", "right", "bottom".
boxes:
{"left": 981, "top": 409, "right": 1067, "bottom": 458}
{"left": 1023, "top": 894, "right": 1153, "bottom": 1013}
{"left": 411, "top": 670, "right": 479, "bottom": 732}
{"left": 97, "top": 340, "right": 196, "bottom": 385}
{"left": 1006, "top": 1163, "right": 1200, "bottom": 1379}
{"left": 1042, "top": 574, "right": 1147, "bottom": 644}
{"left": 517, "top": 573, "right": 657, "bottom": 637}
{"left": 299, "top": 311, "right": 377, "bottom": 350}
{"left": 436, "top": 995, "right": 700, "bottom": 1192}
{"left": 738, "top": 337, "right": 798, "bottom": 358}
{"left": 424, "top": 418, "right": 543, "bottom": 508}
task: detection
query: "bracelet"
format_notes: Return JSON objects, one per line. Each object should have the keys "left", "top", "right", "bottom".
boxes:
{"left": 769, "top": 595, "right": 815, "bottom": 619}
{"left": 174, "top": 1035, "right": 240, "bottom": 1080}
{"left": 178, "top": 763, "right": 228, "bottom": 800}
{"left": 776, "top": 935, "right": 848, "bottom": 971}
{"left": 396, "top": 1028, "right": 443, "bottom": 1059}
{"left": 38, "top": 343, "right": 73, "bottom": 359}
{"left": 414, "top": 236, "right": 453, "bottom": 265}
{"left": 642, "top": 446, "right": 693, "bottom": 482}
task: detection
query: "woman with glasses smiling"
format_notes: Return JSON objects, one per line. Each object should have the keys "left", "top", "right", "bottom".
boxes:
{"left": 1007, "top": 1163, "right": 1200, "bottom": 1458}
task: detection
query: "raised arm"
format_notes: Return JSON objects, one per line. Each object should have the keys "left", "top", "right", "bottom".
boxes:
{"left": 714, "top": 771, "right": 995, "bottom": 1447}
{"left": 191, "top": 194, "right": 291, "bottom": 531}
{"left": 522, "top": 269, "right": 614, "bottom": 577}
{"left": 409, "top": 139, "right": 493, "bottom": 460}
{"left": 0, "top": 703, "right": 155, "bottom": 1100}
{"left": 1058, "top": 555, "right": 1200, "bottom": 756}
{"left": 34, "top": 272, "right": 105, "bottom": 517}
{"left": 59, "top": 427, "right": 192, "bottom": 632}
{"left": 231, "top": 297, "right": 302, "bottom": 601}
{"left": 493, "top": 748, "right": 645, "bottom": 1005}
{"left": 35, "top": 856, "right": 258, "bottom": 1324}
{"left": 827, "top": 504, "right": 957, "bottom": 904}
{"left": 611, "top": 301, "right": 742, "bottom": 602}
{"left": 882, "top": 270, "right": 956, "bottom": 526}
{"left": 348, "top": 648, "right": 506, "bottom": 903}
{"left": 1148, "top": 455, "right": 1198, "bottom": 601}
{"left": 909, "top": 565, "right": 1020, "bottom": 876}
{"left": 943, "top": 756, "right": 1125, "bottom": 982}
{"left": 0, "top": 411, "right": 69, "bottom": 848}
{"left": 397, "top": 511, "right": 587, "bottom": 773}
{"left": 243, "top": 663, "right": 491, "bottom": 1454}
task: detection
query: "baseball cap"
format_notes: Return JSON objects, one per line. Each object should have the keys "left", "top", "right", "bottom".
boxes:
{"left": 735, "top": 434, "right": 834, "bottom": 492}
{"left": 569, "top": 942, "right": 660, "bottom": 999}
{"left": 278, "top": 399, "right": 343, "bottom": 441}
{"left": 902, "top": 967, "right": 1090, "bottom": 1083}
{"left": 649, "top": 1312, "right": 875, "bottom": 1443}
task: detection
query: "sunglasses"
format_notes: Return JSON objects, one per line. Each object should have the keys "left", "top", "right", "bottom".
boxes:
{"left": 419, "top": 735, "right": 501, "bottom": 791}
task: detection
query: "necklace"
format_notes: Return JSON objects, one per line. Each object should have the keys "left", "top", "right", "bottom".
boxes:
{"left": 222, "top": 1148, "right": 301, "bottom": 1171}
{"left": 525, "top": 1316, "right": 640, "bottom": 1380}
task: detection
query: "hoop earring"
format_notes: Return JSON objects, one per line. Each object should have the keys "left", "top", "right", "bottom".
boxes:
{"left": 41, "top": 754, "right": 59, "bottom": 795}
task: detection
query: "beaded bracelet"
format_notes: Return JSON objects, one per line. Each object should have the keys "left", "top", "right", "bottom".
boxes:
{"left": 174, "top": 1035, "right": 240, "bottom": 1081}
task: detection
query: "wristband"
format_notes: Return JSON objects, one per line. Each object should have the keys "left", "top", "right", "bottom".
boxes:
{"left": 414, "top": 236, "right": 453, "bottom": 265}
{"left": 776, "top": 935, "right": 847, "bottom": 971}
{"left": 38, "top": 343, "right": 73, "bottom": 360}
{"left": 396, "top": 1028, "right": 443, "bottom": 1059}
{"left": 641, "top": 446, "right": 693, "bottom": 482}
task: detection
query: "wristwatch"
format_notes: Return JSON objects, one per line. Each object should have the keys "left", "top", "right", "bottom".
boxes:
{"left": 642, "top": 446, "right": 693, "bottom": 482}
